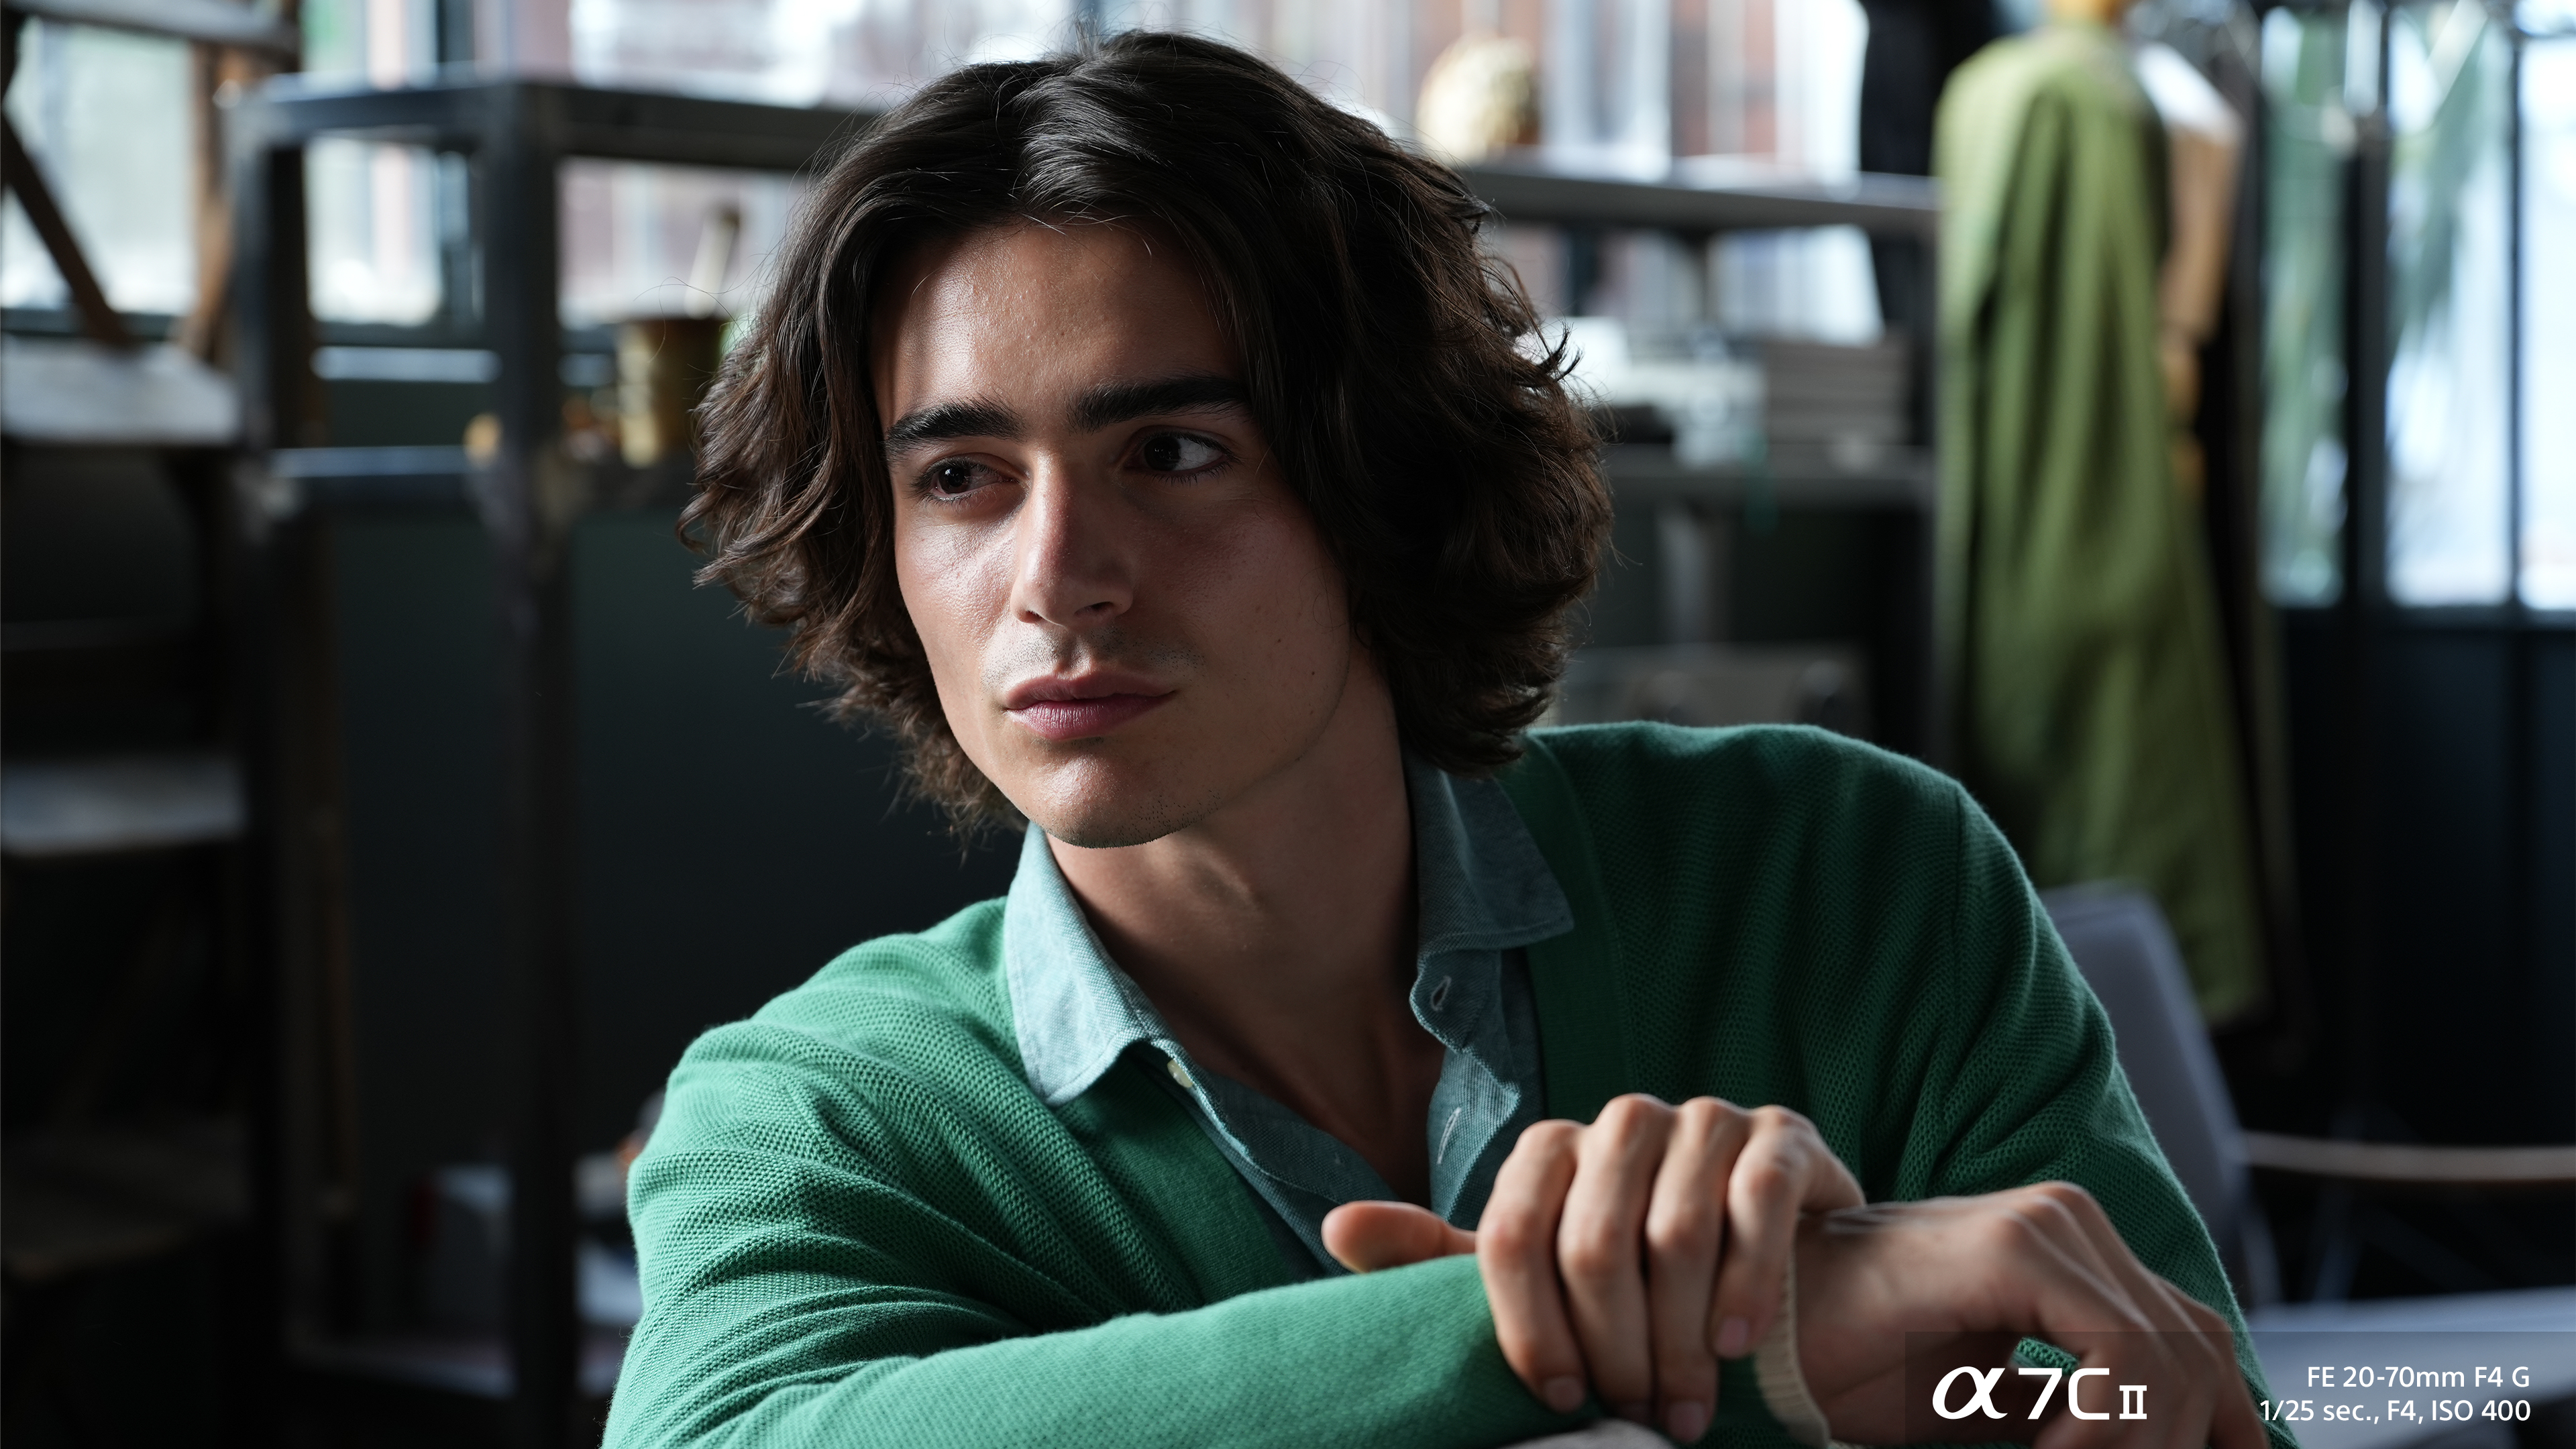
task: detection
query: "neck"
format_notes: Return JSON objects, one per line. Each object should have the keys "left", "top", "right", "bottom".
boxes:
{"left": 1048, "top": 657, "right": 1442, "bottom": 1203}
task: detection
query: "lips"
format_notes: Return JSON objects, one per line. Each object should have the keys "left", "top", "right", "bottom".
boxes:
{"left": 1002, "top": 674, "right": 1173, "bottom": 743}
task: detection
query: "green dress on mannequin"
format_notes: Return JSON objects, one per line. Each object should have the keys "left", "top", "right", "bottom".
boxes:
{"left": 1933, "top": 15, "right": 2268, "bottom": 1022}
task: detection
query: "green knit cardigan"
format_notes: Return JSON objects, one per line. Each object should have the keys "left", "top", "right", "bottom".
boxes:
{"left": 605, "top": 723, "right": 2284, "bottom": 1449}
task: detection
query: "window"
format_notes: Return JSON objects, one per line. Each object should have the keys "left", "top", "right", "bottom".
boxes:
{"left": 2261, "top": 0, "right": 2571, "bottom": 612}
{"left": 2523, "top": 30, "right": 2576, "bottom": 607}
{"left": 2383, "top": 0, "right": 2513, "bottom": 605}
{"left": 2259, "top": 5, "right": 2358, "bottom": 606}
{"left": 0, "top": 21, "right": 197, "bottom": 317}
{"left": 559, "top": 160, "right": 804, "bottom": 327}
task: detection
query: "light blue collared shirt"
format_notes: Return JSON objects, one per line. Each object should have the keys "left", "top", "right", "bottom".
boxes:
{"left": 1001, "top": 755, "right": 1574, "bottom": 1276}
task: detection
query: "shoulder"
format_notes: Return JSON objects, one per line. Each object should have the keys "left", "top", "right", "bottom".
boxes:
{"left": 1937, "top": 30, "right": 2150, "bottom": 240}
{"left": 1505, "top": 721, "right": 1991, "bottom": 983}
{"left": 1513, "top": 720, "right": 1968, "bottom": 854}
{"left": 1946, "top": 28, "right": 2144, "bottom": 121}
{"left": 661, "top": 897, "right": 1023, "bottom": 1124}
{"left": 748, "top": 896, "right": 1014, "bottom": 1046}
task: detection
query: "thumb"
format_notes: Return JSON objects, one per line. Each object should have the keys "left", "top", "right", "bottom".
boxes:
{"left": 1322, "top": 1200, "right": 1478, "bottom": 1273}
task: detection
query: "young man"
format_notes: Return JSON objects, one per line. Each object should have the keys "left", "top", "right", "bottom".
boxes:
{"left": 606, "top": 33, "right": 2281, "bottom": 1449}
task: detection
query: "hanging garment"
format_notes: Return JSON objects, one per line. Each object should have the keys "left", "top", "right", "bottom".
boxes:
{"left": 1934, "top": 21, "right": 2268, "bottom": 1023}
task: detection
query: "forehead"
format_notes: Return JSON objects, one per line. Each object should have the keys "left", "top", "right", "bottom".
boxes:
{"left": 870, "top": 221, "right": 1237, "bottom": 414}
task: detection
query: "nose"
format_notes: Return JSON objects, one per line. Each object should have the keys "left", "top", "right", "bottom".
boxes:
{"left": 1007, "top": 464, "right": 1134, "bottom": 633}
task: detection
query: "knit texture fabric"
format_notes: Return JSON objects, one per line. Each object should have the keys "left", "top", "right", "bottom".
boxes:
{"left": 606, "top": 722, "right": 2290, "bottom": 1449}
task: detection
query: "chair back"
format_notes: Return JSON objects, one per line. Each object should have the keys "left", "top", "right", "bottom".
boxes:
{"left": 2041, "top": 883, "right": 2279, "bottom": 1306}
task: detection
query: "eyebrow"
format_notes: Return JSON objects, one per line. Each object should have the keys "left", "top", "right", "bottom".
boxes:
{"left": 1067, "top": 373, "right": 1251, "bottom": 433}
{"left": 881, "top": 398, "right": 1020, "bottom": 453}
{"left": 879, "top": 372, "right": 1252, "bottom": 455}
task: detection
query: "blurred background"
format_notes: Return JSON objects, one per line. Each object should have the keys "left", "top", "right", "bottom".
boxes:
{"left": 0, "top": 0, "right": 2569, "bottom": 1444}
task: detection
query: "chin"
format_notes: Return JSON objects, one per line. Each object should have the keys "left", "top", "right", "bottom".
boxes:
{"left": 998, "top": 750, "right": 1220, "bottom": 850}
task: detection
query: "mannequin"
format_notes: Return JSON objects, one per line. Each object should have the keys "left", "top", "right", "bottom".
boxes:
{"left": 1933, "top": 0, "right": 2269, "bottom": 1022}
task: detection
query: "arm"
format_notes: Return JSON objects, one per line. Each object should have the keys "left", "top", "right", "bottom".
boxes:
{"left": 1328, "top": 771, "right": 2290, "bottom": 1449}
{"left": 1911, "top": 790, "right": 2290, "bottom": 1447}
{"left": 604, "top": 1028, "right": 1579, "bottom": 1449}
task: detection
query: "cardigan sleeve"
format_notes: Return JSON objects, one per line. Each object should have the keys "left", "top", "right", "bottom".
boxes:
{"left": 602, "top": 1021, "right": 1582, "bottom": 1449}
{"left": 1916, "top": 787, "right": 2294, "bottom": 1449}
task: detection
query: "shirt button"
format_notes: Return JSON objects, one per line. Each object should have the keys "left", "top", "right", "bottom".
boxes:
{"left": 1428, "top": 976, "right": 1454, "bottom": 1011}
{"left": 1165, "top": 1056, "right": 1195, "bottom": 1091}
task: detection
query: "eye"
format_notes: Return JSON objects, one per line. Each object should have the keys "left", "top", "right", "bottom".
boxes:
{"left": 1134, "top": 432, "right": 1226, "bottom": 475}
{"left": 922, "top": 458, "right": 994, "bottom": 499}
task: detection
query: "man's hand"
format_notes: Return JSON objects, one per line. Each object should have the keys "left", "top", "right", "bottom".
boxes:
{"left": 1323, "top": 1112, "right": 2264, "bottom": 1449}
{"left": 1790, "top": 1186, "right": 2265, "bottom": 1449}
{"left": 1322, "top": 1094, "right": 1862, "bottom": 1444}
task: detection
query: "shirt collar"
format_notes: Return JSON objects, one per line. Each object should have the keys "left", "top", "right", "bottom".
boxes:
{"left": 1002, "top": 755, "right": 1573, "bottom": 1107}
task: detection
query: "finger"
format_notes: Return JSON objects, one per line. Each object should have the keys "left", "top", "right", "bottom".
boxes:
{"left": 2206, "top": 1349, "right": 2268, "bottom": 1449}
{"left": 1645, "top": 1097, "right": 1750, "bottom": 1444}
{"left": 1966, "top": 1189, "right": 2155, "bottom": 1449}
{"left": 1323, "top": 1200, "right": 1475, "bottom": 1273}
{"left": 1479, "top": 1120, "right": 1589, "bottom": 1414}
{"left": 1558, "top": 1093, "right": 1675, "bottom": 1424}
{"left": 1710, "top": 1106, "right": 1862, "bottom": 1354}
{"left": 2041, "top": 1188, "right": 2249, "bottom": 1449}
{"left": 2005, "top": 1185, "right": 2239, "bottom": 1449}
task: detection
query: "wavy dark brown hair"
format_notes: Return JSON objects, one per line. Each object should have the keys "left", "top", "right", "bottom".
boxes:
{"left": 686, "top": 30, "right": 1610, "bottom": 830}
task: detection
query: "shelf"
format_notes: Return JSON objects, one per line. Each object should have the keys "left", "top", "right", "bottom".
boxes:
{"left": 6, "top": 0, "right": 297, "bottom": 52}
{"left": 247, "top": 78, "right": 865, "bottom": 173}
{"left": 1557, "top": 642, "right": 1872, "bottom": 736}
{"left": 292, "top": 1328, "right": 628, "bottom": 1401}
{"left": 1600, "top": 442, "right": 1935, "bottom": 510}
{"left": 1, "top": 1116, "right": 250, "bottom": 1281}
{"left": 1, "top": 335, "right": 241, "bottom": 447}
{"left": 1, "top": 751, "right": 245, "bottom": 857}
{"left": 267, "top": 445, "right": 475, "bottom": 508}
{"left": 262, "top": 445, "right": 696, "bottom": 513}
{"left": 1458, "top": 160, "right": 1939, "bottom": 239}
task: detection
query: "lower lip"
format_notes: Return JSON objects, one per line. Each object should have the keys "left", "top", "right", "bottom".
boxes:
{"left": 1008, "top": 693, "right": 1171, "bottom": 742}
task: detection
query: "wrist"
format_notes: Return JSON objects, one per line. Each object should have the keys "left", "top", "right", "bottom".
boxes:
{"left": 1754, "top": 1246, "right": 1868, "bottom": 1449}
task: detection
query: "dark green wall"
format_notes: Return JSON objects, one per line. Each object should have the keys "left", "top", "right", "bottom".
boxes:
{"left": 327, "top": 505, "right": 1015, "bottom": 1326}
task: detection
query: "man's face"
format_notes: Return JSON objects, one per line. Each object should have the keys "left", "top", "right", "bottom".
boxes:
{"left": 874, "top": 221, "right": 1373, "bottom": 848}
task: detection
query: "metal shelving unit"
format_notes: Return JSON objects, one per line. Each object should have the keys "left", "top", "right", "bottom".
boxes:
{"left": 1463, "top": 161, "right": 1943, "bottom": 757}
{"left": 227, "top": 78, "right": 1942, "bottom": 1446}
{"left": 226, "top": 80, "right": 864, "bottom": 1448}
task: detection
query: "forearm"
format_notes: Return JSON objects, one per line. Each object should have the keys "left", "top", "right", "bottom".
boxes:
{"left": 606, "top": 1255, "right": 1580, "bottom": 1449}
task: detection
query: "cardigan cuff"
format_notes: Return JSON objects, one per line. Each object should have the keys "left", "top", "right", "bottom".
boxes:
{"left": 1752, "top": 1254, "right": 1864, "bottom": 1449}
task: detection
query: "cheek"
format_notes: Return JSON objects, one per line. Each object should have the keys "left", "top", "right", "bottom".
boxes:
{"left": 894, "top": 517, "right": 1008, "bottom": 710}
{"left": 1194, "top": 506, "right": 1349, "bottom": 684}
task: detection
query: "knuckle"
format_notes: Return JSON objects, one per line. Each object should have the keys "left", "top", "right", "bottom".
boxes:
{"left": 2030, "top": 1179, "right": 2102, "bottom": 1216}
{"left": 1984, "top": 1200, "right": 2049, "bottom": 1250}
{"left": 1558, "top": 1223, "right": 1631, "bottom": 1283}
{"left": 1596, "top": 1094, "right": 1672, "bottom": 1136}
{"left": 1748, "top": 1103, "right": 1815, "bottom": 1136}
{"left": 1481, "top": 1210, "right": 1546, "bottom": 1260}
{"left": 1675, "top": 1097, "right": 1731, "bottom": 1135}
{"left": 1646, "top": 1201, "right": 1721, "bottom": 1259}
{"left": 1734, "top": 1158, "right": 1796, "bottom": 1203}
{"left": 1517, "top": 1119, "right": 1584, "bottom": 1156}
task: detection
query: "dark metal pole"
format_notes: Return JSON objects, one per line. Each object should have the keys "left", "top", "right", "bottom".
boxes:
{"left": 481, "top": 82, "right": 583, "bottom": 1449}
{"left": 2337, "top": 3, "right": 2394, "bottom": 1132}
{"left": 224, "top": 93, "right": 300, "bottom": 1443}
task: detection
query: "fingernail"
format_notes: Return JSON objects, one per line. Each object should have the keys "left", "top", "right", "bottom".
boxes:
{"left": 1716, "top": 1316, "right": 1751, "bottom": 1358}
{"left": 1542, "top": 1377, "right": 1586, "bottom": 1413}
{"left": 1667, "top": 1401, "right": 1709, "bottom": 1443}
